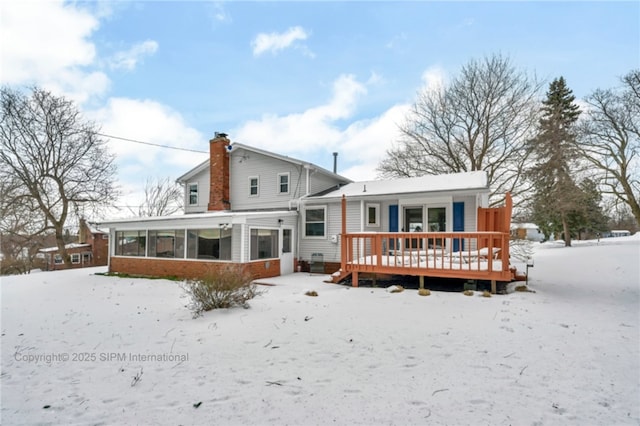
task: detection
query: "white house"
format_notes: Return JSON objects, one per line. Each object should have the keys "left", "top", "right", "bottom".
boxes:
{"left": 99, "top": 134, "right": 494, "bottom": 280}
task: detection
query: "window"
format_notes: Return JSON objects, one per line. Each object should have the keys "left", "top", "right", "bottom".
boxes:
{"left": 366, "top": 203, "right": 380, "bottom": 227}
{"left": 277, "top": 172, "right": 290, "bottom": 194}
{"left": 54, "top": 254, "right": 63, "bottom": 264}
{"left": 186, "top": 228, "right": 232, "bottom": 260}
{"left": 188, "top": 183, "right": 198, "bottom": 205}
{"left": 82, "top": 252, "right": 92, "bottom": 263}
{"left": 304, "top": 207, "right": 326, "bottom": 237}
{"left": 249, "top": 176, "right": 259, "bottom": 196}
{"left": 282, "top": 229, "right": 292, "bottom": 253}
{"left": 250, "top": 229, "right": 279, "bottom": 260}
{"left": 71, "top": 253, "right": 80, "bottom": 264}
{"left": 115, "top": 231, "right": 146, "bottom": 256}
{"left": 149, "top": 230, "right": 185, "bottom": 258}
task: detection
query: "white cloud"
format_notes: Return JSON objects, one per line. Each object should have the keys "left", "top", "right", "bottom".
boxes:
{"left": 234, "top": 74, "right": 366, "bottom": 152}
{"left": 233, "top": 74, "right": 409, "bottom": 181}
{"left": 0, "top": 0, "right": 107, "bottom": 99}
{"left": 207, "top": 2, "right": 231, "bottom": 23}
{"left": 251, "top": 26, "right": 311, "bottom": 57}
{"left": 421, "top": 66, "right": 447, "bottom": 93}
{"left": 88, "top": 97, "right": 207, "bottom": 171}
{"left": 109, "top": 40, "right": 159, "bottom": 71}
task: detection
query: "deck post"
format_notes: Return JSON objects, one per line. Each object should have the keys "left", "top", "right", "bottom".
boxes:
{"left": 352, "top": 271, "right": 358, "bottom": 288}
{"left": 341, "top": 195, "right": 347, "bottom": 275}
{"left": 419, "top": 276, "right": 424, "bottom": 290}
{"left": 491, "top": 279, "right": 496, "bottom": 294}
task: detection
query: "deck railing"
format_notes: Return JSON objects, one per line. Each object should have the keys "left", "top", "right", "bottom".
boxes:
{"left": 341, "top": 231, "right": 512, "bottom": 283}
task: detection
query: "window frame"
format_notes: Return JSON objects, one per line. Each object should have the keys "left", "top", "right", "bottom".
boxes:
{"left": 248, "top": 176, "right": 259, "bottom": 197}
{"left": 115, "top": 230, "right": 147, "bottom": 257}
{"left": 71, "top": 253, "right": 81, "bottom": 264}
{"left": 148, "top": 229, "right": 185, "bottom": 259}
{"left": 249, "top": 227, "right": 279, "bottom": 260}
{"left": 366, "top": 203, "right": 380, "bottom": 227}
{"left": 277, "top": 172, "right": 290, "bottom": 195}
{"left": 304, "top": 206, "right": 327, "bottom": 238}
{"left": 186, "top": 228, "right": 232, "bottom": 261}
{"left": 188, "top": 182, "right": 198, "bottom": 206}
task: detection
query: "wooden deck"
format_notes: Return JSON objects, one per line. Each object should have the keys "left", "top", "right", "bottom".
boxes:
{"left": 339, "top": 194, "right": 514, "bottom": 290}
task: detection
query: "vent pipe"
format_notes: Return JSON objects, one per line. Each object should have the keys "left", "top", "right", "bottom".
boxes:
{"left": 333, "top": 152, "right": 338, "bottom": 174}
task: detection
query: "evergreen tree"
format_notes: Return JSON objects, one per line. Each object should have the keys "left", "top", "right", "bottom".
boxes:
{"left": 568, "top": 178, "right": 609, "bottom": 240}
{"left": 528, "top": 77, "right": 582, "bottom": 246}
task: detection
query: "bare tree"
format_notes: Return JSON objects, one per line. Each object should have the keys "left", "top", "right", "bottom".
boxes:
{"left": 0, "top": 87, "right": 118, "bottom": 267}
{"left": 378, "top": 54, "right": 543, "bottom": 205}
{"left": 129, "top": 176, "right": 183, "bottom": 217}
{"left": 578, "top": 69, "right": 640, "bottom": 227}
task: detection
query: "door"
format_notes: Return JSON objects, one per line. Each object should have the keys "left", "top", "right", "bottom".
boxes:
{"left": 427, "top": 207, "right": 446, "bottom": 248}
{"left": 280, "top": 227, "right": 294, "bottom": 275}
{"left": 404, "top": 207, "right": 423, "bottom": 249}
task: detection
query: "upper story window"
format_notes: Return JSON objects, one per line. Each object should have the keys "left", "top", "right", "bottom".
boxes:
{"left": 304, "top": 206, "right": 326, "bottom": 237}
{"left": 249, "top": 176, "right": 259, "bottom": 197}
{"left": 188, "top": 183, "right": 198, "bottom": 205}
{"left": 278, "top": 172, "right": 290, "bottom": 194}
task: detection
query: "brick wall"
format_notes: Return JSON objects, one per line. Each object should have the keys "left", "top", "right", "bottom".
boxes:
{"left": 109, "top": 257, "right": 281, "bottom": 280}
{"left": 208, "top": 135, "right": 231, "bottom": 211}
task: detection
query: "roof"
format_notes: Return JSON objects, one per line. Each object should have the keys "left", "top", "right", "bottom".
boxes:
{"left": 308, "top": 171, "right": 489, "bottom": 200}
{"left": 97, "top": 209, "right": 298, "bottom": 227}
{"left": 39, "top": 243, "right": 91, "bottom": 253}
{"left": 175, "top": 141, "right": 352, "bottom": 184}
{"left": 511, "top": 223, "right": 541, "bottom": 230}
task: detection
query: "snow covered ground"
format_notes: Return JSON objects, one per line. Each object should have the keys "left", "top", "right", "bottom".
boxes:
{"left": 1, "top": 235, "right": 639, "bottom": 425}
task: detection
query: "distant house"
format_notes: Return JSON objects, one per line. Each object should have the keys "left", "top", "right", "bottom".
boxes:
{"left": 609, "top": 230, "right": 631, "bottom": 237}
{"left": 511, "top": 223, "right": 545, "bottom": 242}
{"left": 99, "top": 133, "right": 513, "bottom": 286}
{"left": 39, "top": 219, "right": 109, "bottom": 270}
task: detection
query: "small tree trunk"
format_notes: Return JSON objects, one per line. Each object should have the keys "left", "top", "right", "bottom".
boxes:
{"left": 55, "top": 225, "right": 71, "bottom": 267}
{"left": 562, "top": 215, "right": 572, "bottom": 247}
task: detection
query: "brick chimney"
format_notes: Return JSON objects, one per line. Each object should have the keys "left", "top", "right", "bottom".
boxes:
{"left": 208, "top": 133, "right": 231, "bottom": 211}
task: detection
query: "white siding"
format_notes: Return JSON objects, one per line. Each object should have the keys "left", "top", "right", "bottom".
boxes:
{"left": 230, "top": 149, "right": 306, "bottom": 211}
{"left": 298, "top": 200, "right": 359, "bottom": 263}
{"left": 183, "top": 168, "right": 210, "bottom": 214}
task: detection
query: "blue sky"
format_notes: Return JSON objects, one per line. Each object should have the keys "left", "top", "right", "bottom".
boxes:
{"left": 1, "top": 1, "right": 638, "bottom": 215}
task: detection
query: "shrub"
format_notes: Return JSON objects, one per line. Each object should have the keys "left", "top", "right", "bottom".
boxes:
{"left": 463, "top": 289, "right": 474, "bottom": 296}
{"left": 181, "top": 264, "right": 261, "bottom": 316}
{"left": 418, "top": 288, "right": 431, "bottom": 296}
{"left": 304, "top": 290, "right": 318, "bottom": 297}
{"left": 482, "top": 290, "right": 492, "bottom": 298}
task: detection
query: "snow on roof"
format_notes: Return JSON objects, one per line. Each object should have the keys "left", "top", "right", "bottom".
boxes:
{"left": 39, "top": 243, "right": 91, "bottom": 253}
{"left": 511, "top": 223, "right": 541, "bottom": 230}
{"left": 309, "top": 171, "right": 488, "bottom": 199}
{"left": 98, "top": 209, "right": 298, "bottom": 227}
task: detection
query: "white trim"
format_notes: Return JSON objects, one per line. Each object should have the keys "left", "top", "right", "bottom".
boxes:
{"left": 277, "top": 172, "right": 290, "bottom": 195}
{"left": 248, "top": 226, "right": 280, "bottom": 260}
{"left": 366, "top": 203, "right": 380, "bottom": 227}
{"left": 303, "top": 205, "right": 327, "bottom": 239}
{"left": 71, "top": 253, "right": 81, "bottom": 264}
{"left": 248, "top": 176, "right": 259, "bottom": 197}
{"left": 188, "top": 182, "right": 199, "bottom": 206}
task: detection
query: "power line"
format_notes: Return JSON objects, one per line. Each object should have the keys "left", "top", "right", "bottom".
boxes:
{"left": 97, "top": 133, "right": 208, "bottom": 154}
